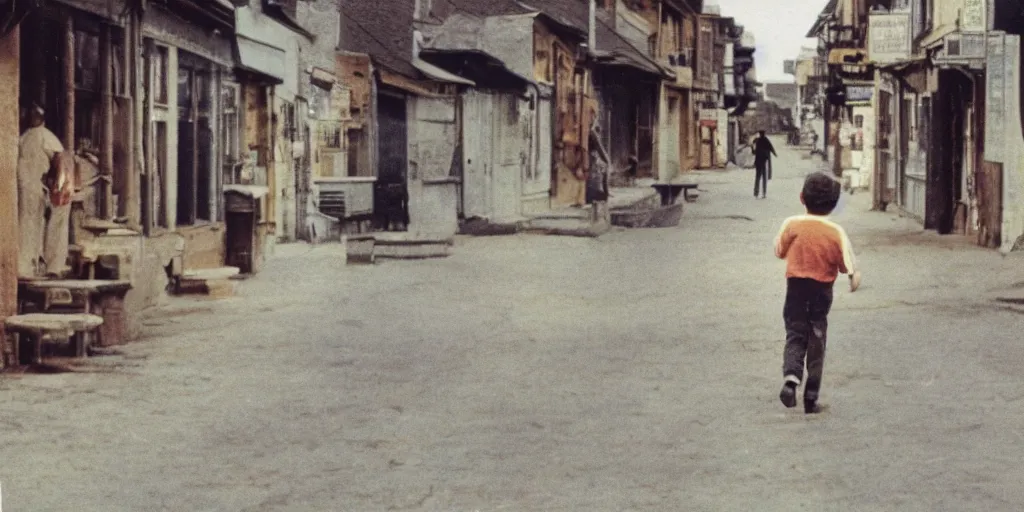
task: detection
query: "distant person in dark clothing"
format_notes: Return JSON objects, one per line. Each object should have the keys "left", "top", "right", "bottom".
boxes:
{"left": 753, "top": 131, "right": 777, "bottom": 199}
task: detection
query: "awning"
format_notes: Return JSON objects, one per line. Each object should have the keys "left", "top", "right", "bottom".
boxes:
{"left": 418, "top": 49, "right": 534, "bottom": 89}
{"left": 919, "top": 24, "right": 956, "bottom": 49}
{"left": 224, "top": 184, "right": 270, "bottom": 200}
{"left": 413, "top": 58, "right": 475, "bottom": 86}
{"left": 878, "top": 56, "right": 928, "bottom": 71}
{"left": 235, "top": 36, "right": 287, "bottom": 83}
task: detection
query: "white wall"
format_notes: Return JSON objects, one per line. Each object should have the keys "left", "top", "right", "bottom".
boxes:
{"left": 715, "top": 108, "right": 729, "bottom": 166}
{"left": 1001, "top": 35, "right": 1024, "bottom": 252}
{"left": 657, "top": 85, "right": 681, "bottom": 182}
{"left": 235, "top": 5, "right": 301, "bottom": 101}
{"left": 407, "top": 96, "right": 459, "bottom": 237}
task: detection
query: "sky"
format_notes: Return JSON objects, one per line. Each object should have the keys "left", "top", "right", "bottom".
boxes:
{"left": 710, "top": 0, "right": 826, "bottom": 83}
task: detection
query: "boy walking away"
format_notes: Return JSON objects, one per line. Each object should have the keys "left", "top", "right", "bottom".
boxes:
{"left": 774, "top": 172, "right": 862, "bottom": 414}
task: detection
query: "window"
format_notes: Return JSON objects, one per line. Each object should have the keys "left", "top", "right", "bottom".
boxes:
{"left": 221, "top": 84, "right": 239, "bottom": 161}
{"left": 154, "top": 121, "right": 169, "bottom": 228}
{"left": 308, "top": 83, "right": 332, "bottom": 120}
{"left": 281, "top": 102, "right": 296, "bottom": 142}
{"left": 918, "top": 96, "right": 930, "bottom": 153}
{"left": 176, "top": 57, "right": 215, "bottom": 225}
{"left": 74, "top": 29, "right": 101, "bottom": 148}
{"left": 221, "top": 83, "right": 241, "bottom": 182}
{"left": 153, "top": 45, "right": 168, "bottom": 104}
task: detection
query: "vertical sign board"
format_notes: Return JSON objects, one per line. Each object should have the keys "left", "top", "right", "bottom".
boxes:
{"left": 962, "top": 0, "right": 987, "bottom": 31}
{"left": 985, "top": 33, "right": 1005, "bottom": 163}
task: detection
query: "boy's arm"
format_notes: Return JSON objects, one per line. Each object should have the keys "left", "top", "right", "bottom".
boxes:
{"left": 837, "top": 226, "right": 857, "bottom": 275}
{"left": 774, "top": 218, "right": 794, "bottom": 259}
{"left": 767, "top": 138, "right": 777, "bottom": 156}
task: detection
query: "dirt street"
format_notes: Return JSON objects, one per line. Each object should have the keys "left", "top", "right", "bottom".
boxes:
{"left": 2, "top": 142, "right": 1023, "bottom": 511}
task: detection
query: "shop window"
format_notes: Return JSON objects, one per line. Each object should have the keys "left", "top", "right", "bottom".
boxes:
{"left": 176, "top": 61, "right": 215, "bottom": 225}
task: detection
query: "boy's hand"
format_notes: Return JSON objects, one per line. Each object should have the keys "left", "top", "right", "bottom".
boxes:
{"left": 849, "top": 270, "right": 862, "bottom": 292}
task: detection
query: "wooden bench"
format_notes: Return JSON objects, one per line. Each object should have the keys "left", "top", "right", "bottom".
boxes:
{"left": 4, "top": 313, "right": 104, "bottom": 366}
{"left": 650, "top": 183, "right": 700, "bottom": 206}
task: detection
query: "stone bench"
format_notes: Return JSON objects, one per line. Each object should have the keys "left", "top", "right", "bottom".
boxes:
{"left": 4, "top": 313, "right": 104, "bottom": 366}
{"left": 19, "top": 279, "right": 132, "bottom": 347}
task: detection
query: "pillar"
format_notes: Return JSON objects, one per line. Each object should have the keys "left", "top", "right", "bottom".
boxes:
{"left": 0, "top": 28, "right": 20, "bottom": 358}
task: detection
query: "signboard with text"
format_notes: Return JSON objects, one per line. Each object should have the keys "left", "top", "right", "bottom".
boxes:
{"left": 846, "top": 85, "right": 874, "bottom": 104}
{"left": 868, "top": 13, "right": 912, "bottom": 64}
{"left": 962, "top": 0, "right": 986, "bottom": 31}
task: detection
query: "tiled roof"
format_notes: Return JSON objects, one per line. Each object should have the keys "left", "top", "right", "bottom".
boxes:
{"left": 339, "top": 0, "right": 418, "bottom": 76}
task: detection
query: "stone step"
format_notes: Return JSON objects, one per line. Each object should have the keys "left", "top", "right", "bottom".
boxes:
{"left": 524, "top": 217, "right": 610, "bottom": 238}
{"left": 177, "top": 267, "right": 241, "bottom": 299}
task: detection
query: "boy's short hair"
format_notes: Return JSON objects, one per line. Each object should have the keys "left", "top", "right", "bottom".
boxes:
{"left": 802, "top": 172, "right": 841, "bottom": 215}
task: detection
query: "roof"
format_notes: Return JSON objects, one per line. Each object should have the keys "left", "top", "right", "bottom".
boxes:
{"left": 806, "top": 0, "right": 839, "bottom": 38}
{"left": 542, "top": 0, "right": 666, "bottom": 75}
{"left": 340, "top": 0, "right": 419, "bottom": 77}
{"left": 438, "top": 0, "right": 666, "bottom": 77}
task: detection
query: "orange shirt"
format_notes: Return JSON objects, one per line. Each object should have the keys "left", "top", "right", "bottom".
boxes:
{"left": 774, "top": 214, "right": 856, "bottom": 284}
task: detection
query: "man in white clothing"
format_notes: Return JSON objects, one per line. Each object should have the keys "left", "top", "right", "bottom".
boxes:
{"left": 17, "top": 103, "right": 65, "bottom": 278}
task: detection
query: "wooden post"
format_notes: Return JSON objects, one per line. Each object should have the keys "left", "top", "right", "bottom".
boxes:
{"left": 63, "top": 18, "right": 75, "bottom": 150}
{"left": 142, "top": 37, "right": 153, "bottom": 235}
{"left": 100, "top": 25, "right": 114, "bottom": 218}
{"left": 127, "top": 15, "right": 142, "bottom": 230}
{"left": 0, "top": 28, "right": 21, "bottom": 363}
{"left": 267, "top": 87, "right": 276, "bottom": 229}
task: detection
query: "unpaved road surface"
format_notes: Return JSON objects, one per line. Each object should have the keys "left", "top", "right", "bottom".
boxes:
{"left": 2, "top": 143, "right": 1024, "bottom": 511}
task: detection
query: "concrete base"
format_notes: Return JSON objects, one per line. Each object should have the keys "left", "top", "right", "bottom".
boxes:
{"left": 611, "top": 203, "right": 683, "bottom": 228}
{"left": 345, "top": 235, "right": 376, "bottom": 264}
{"left": 458, "top": 217, "right": 527, "bottom": 236}
{"left": 372, "top": 233, "right": 454, "bottom": 260}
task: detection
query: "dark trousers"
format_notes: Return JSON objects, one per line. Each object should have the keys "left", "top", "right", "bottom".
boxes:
{"left": 754, "top": 159, "right": 769, "bottom": 197}
{"left": 783, "top": 278, "right": 834, "bottom": 401}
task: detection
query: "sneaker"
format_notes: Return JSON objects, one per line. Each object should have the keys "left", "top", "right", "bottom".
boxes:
{"left": 804, "top": 399, "right": 822, "bottom": 414}
{"left": 779, "top": 381, "right": 798, "bottom": 408}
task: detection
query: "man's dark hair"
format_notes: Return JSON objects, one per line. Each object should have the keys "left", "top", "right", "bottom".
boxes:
{"left": 802, "top": 172, "right": 841, "bottom": 215}
{"left": 758, "top": 130, "right": 766, "bottom": 136}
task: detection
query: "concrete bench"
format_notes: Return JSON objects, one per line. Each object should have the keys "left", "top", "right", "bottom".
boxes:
{"left": 4, "top": 313, "right": 104, "bottom": 366}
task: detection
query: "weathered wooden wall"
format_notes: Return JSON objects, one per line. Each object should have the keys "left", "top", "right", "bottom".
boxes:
{"left": 336, "top": 53, "right": 373, "bottom": 177}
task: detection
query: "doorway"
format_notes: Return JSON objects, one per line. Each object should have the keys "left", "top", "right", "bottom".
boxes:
{"left": 375, "top": 92, "right": 409, "bottom": 230}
